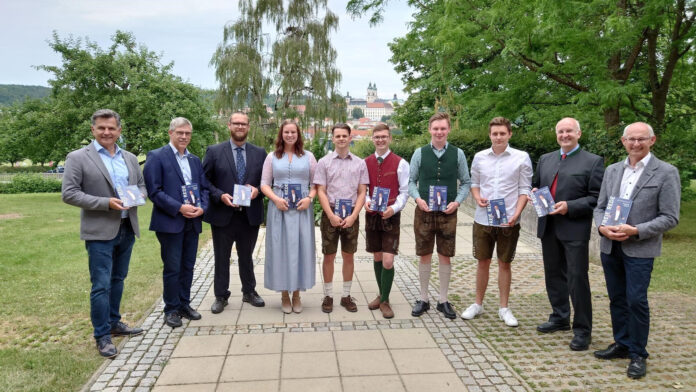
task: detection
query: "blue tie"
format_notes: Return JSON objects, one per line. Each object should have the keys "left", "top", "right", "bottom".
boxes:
{"left": 235, "top": 147, "right": 246, "bottom": 184}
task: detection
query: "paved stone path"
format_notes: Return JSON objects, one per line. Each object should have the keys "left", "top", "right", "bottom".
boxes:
{"left": 84, "top": 201, "right": 696, "bottom": 392}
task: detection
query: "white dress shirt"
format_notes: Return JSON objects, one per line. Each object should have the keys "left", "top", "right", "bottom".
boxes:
{"left": 470, "top": 145, "right": 533, "bottom": 226}
{"left": 365, "top": 150, "right": 410, "bottom": 213}
{"left": 620, "top": 152, "right": 651, "bottom": 199}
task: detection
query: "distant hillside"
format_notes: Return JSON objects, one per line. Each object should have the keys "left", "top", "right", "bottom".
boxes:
{"left": 0, "top": 84, "right": 51, "bottom": 105}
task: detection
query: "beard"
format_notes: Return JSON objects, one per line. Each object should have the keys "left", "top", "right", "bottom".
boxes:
{"left": 231, "top": 130, "right": 248, "bottom": 143}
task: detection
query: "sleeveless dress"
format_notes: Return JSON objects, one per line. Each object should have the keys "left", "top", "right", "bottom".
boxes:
{"left": 261, "top": 151, "right": 317, "bottom": 291}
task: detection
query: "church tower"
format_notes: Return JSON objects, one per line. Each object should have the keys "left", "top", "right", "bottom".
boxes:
{"left": 366, "top": 82, "right": 377, "bottom": 103}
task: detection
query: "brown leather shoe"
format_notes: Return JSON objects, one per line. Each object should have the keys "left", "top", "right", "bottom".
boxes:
{"left": 368, "top": 295, "right": 381, "bottom": 310}
{"left": 379, "top": 301, "right": 394, "bottom": 319}
{"left": 321, "top": 296, "right": 333, "bottom": 313}
{"left": 340, "top": 296, "right": 358, "bottom": 312}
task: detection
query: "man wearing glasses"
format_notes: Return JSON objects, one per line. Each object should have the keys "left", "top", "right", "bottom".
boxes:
{"left": 593, "top": 122, "right": 680, "bottom": 379}
{"left": 363, "top": 124, "right": 410, "bottom": 319}
{"left": 203, "top": 112, "right": 268, "bottom": 313}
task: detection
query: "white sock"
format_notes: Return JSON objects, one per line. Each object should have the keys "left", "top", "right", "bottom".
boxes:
{"left": 419, "top": 263, "right": 431, "bottom": 301}
{"left": 342, "top": 281, "right": 352, "bottom": 297}
{"left": 323, "top": 282, "right": 333, "bottom": 297}
{"left": 438, "top": 263, "right": 452, "bottom": 303}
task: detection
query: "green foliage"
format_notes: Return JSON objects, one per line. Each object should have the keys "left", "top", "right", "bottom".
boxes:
{"left": 0, "top": 84, "right": 50, "bottom": 106}
{"left": 211, "top": 0, "right": 345, "bottom": 132}
{"left": 0, "top": 165, "right": 47, "bottom": 174}
{"left": 347, "top": 0, "right": 696, "bottom": 197}
{"left": 351, "top": 107, "right": 364, "bottom": 119}
{"left": 0, "top": 174, "right": 62, "bottom": 194}
{"left": 0, "top": 31, "right": 222, "bottom": 165}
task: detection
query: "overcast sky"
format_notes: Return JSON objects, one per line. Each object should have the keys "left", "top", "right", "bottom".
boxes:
{"left": 0, "top": 0, "right": 413, "bottom": 100}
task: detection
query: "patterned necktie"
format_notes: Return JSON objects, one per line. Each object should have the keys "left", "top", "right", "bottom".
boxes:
{"left": 235, "top": 147, "right": 246, "bottom": 184}
{"left": 377, "top": 157, "right": 384, "bottom": 165}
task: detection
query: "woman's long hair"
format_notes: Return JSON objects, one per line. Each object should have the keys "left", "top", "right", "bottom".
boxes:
{"left": 274, "top": 119, "right": 305, "bottom": 159}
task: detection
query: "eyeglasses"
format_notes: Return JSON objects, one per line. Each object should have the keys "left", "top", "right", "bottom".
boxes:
{"left": 624, "top": 137, "right": 651, "bottom": 144}
{"left": 231, "top": 122, "right": 248, "bottom": 127}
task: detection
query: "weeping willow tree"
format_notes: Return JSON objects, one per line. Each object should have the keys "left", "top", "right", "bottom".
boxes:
{"left": 211, "top": 0, "right": 345, "bottom": 146}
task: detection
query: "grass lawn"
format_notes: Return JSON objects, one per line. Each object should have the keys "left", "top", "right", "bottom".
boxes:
{"left": 651, "top": 195, "right": 696, "bottom": 295}
{"left": 0, "top": 193, "right": 210, "bottom": 392}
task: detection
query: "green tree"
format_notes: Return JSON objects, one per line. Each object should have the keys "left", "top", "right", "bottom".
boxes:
{"left": 27, "top": 31, "right": 220, "bottom": 159}
{"left": 351, "top": 107, "right": 364, "bottom": 119}
{"left": 211, "top": 0, "right": 345, "bottom": 144}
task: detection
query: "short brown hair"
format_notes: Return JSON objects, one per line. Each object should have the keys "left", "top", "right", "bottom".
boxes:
{"left": 488, "top": 117, "right": 512, "bottom": 133}
{"left": 428, "top": 112, "right": 450, "bottom": 128}
{"left": 331, "top": 123, "right": 351, "bottom": 135}
{"left": 228, "top": 111, "right": 249, "bottom": 124}
{"left": 372, "top": 123, "right": 390, "bottom": 135}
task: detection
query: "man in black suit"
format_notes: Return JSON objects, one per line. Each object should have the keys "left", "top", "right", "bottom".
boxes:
{"left": 532, "top": 117, "right": 604, "bottom": 351}
{"left": 144, "top": 117, "right": 209, "bottom": 328}
{"left": 203, "top": 112, "right": 267, "bottom": 313}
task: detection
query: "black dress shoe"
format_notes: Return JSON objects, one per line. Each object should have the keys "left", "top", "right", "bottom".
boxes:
{"left": 536, "top": 321, "right": 571, "bottom": 334}
{"left": 436, "top": 301, "right": 457, "bottom": 320}
{"left": 569, "top": 334, "right": 591, "bottom": 351}
{"left": 627, "top": 356, "right": 647, "bottom": 379}
{"left": 165, "top": 312, "right": 182, "bottom": 328}
{"left": 242, "top": 291, "right": 265, "bottom": 307}
{"left": 594, "top": 343, "right": 629, "bottom": 360}
{"left": 211, "top": 297, "right": 228, "bottom": 314}
{"left": 96, "top": 335, "right": 117, "bottom": 358}
{"left": 179, "top": 305, "right": 202, "bottom": 320}
{"left": 110, "top": 321, "right": 144, "bottom": 336}
{"left": 411, "top": 300, "right": 430, "bottom": 317}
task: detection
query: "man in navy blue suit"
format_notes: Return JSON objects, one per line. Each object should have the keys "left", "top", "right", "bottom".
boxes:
{"left": 203, "top": 112, "right": 268, "bottom": 313}
{"left": 144, "top": 117, "right": 209, "bottom": 328}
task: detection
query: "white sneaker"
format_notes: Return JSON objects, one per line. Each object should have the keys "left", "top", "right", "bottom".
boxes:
{"left": 461, "top": 303, "right": 483, "bottom": 319}
{"left": 498, "top": 307, "right": 518, "bottom": 327}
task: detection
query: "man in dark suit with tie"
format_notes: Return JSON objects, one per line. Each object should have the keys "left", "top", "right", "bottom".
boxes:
{"left": 593, "top": 122, "right": 680, "bottom": 379}
{"left": 203, "top": 112, "right": 267, "bottom": 313}
{"left": 532, "top": 117, "right": 604, "bottom": 351}
{"left": 144, "top": 117, "right": 209, "bottom": 328}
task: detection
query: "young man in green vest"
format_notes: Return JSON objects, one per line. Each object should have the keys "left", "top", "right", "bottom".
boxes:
{"left": 408, "top": 112, "right": 471, "bottom": 319}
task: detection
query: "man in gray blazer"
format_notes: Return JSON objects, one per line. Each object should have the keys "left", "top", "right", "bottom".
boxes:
{"left": 62, "top": 109, "right": 146, "bottom": 358}
{"left": 593, "top": 122, "right": 680, "bottom": 379}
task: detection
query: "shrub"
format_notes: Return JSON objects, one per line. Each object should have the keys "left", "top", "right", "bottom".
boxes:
{"left": 0, "top": 174, "right": 62, "bottom": 194}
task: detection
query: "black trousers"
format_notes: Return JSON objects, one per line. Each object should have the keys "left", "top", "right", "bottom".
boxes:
{"left": 156, "top": 220, "right": 199, "bottom": 314}
{"left": 211, "top": 211, "right": 260, "bottom": 299}
{"left": 541, "top": 221, "right": 592, "bottom": 337}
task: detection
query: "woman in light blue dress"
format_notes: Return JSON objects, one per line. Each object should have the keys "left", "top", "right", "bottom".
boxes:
{"left": 260, "top": 120, "right": 317, "bottom": 313}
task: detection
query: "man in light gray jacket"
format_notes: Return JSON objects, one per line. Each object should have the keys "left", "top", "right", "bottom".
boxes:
{"left": 62, "top": 109, "right": 146, "bottom": 358}
{"left": 592, "top": 121, "right": 680, "bottom": 379}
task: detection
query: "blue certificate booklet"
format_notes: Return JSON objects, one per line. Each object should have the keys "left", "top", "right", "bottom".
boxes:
{"left": 601, "top": 196, "right": 633, "bottom": 226}
{"left": 282, "top": 183, "right": 303, "bottom": 209}
{"left": 371, "top": 187, "right": 390, "bottom": 213}
{"left": 181, "top": 184, "right": 201, "bottom": 208}
{"left": 116, "top": 185, "right": 145, "bottom": 207}
{"left": 531, "top": 186, "right": 555, "bottom": 217}
{"left": 486, "top": 198, "right": 508, "bottom": 226}
{"left": 233, "top": 184, "right": 252, "bottom": 207}
{"left": 428, "top": 185, "right": 447, "bottom": 211}
{"left": 334, "top": 199, "right": 353, "bottom": 219}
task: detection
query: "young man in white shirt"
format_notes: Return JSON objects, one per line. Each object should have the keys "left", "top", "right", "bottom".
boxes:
{"left": 461, "top": 117, "right": 533, "bottom": 326}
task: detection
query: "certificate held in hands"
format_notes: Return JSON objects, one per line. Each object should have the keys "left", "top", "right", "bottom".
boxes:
{"left": 334, "top": 199, "right": 353, "bottom": 219}
{"left": 371, "top": 187, "right": 390, "bottom": 213}
{"left": 283, "top": 183, "right": 303, "bottom": 209}
{"left": 233, "top": 184, "right": 252, "bottom": 207}
{"left": 486, "top": 198, "right": 508, "bottom": 226}
{"left": 601, "top": 196, "right": 633, "bottom": 226}
{"left": 181, "top": 184, "right": 201, "bottom": 208}
{"left": 116, "top": 185, "right": 145, "bottom": 207}
{"left": 531, "top": 186, "right": 555, "bottom": 217}
{"left": 428, "top": 185, "right": 447, "bottom": 212}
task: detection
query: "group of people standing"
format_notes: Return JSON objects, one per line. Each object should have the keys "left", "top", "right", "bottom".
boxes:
{"left": 63, "top": 109, "right": 679, "bottom": 381}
